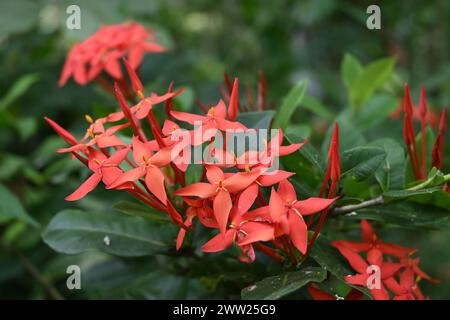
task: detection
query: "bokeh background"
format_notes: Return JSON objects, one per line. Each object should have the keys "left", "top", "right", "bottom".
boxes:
{"left": 0, "top": 0, "right": 449, "bottom": 299}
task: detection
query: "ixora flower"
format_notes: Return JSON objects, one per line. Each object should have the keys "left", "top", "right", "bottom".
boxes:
{"left": 59, "top": 22, "right": 165, "bottom": 86}
{"left": 331, "top": 220, "right": 438, "bottom": 300}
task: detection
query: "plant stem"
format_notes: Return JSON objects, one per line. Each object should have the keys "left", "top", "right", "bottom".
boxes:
{"left": 407, "top": 173, "right": 450, "bottom": 191}
{"left": 1, "top": 242, "right": 64, "bottom": 300}
{"left": 332, "top": 196, "right": 384, "bottom": 215}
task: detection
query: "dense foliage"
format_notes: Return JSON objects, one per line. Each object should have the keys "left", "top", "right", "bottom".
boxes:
{"left": 0, "top": 0, "right": 449, "bottom": 299}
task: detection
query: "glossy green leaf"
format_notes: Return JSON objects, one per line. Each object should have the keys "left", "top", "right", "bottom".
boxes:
{"left": 272, "top": 80, "right": 307, "bottom": 130}
{"left": 285, "top": 130, "right": 326, "bottom": 174}
{"left": 345, "top": 203, "right": 450, "bottom": 231}
{"left": 371, "top": 138, "right": 405, "bottom": 191}
{"left": 42, "top": 210, "right": 176, "bottom": 257}
{"left": 113, "top": 201, "right": 171, "bottom": 223}
{"left": 321, "top": 115, "right": 367, "bottom": 155}
{"left": 341, "top": 146, "right": 387, "bottom": 181}
{"left": 241, "top": 267, "right": 326, "bottom": 300}
{"left": 236, "top": 110, "right": 275, "bottom": 130}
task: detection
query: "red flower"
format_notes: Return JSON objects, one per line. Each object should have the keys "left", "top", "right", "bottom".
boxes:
{"left": 107, "top": 136, "right": 173, "bottom": 204}
{"left": 59, "top": 22, "right": 165, "bottom": 86}
{"left": 201, "top": 199, "right": 274, "bottom": 262}
{"left": 171, "top": 100, "right": 247, "bottom": 143}
{"left": 331, "top": 219, "right": 437, "bottom": 300}
{"left": 244, "top": 180, "right": 335, "bottom": 254}
{"left": 66, "top": 146, "right": 130, "bottom": 201}
{"left": 338, "top": 246, "right": 400, "bottom": 300}
{"left": 384, "top": 268, "right": 425, "bottom": 300}
{"left": 174, "top": 165, "right": 261, "bottom": 233}
{"left": 332, "top": 220, "right": 415, "bottom": 258}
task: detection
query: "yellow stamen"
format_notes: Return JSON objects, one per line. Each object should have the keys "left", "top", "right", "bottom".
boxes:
{"left": 87, "top": 129, "right": 95, "bottom": 139}
{"left": 137, "top": 90, "right": 145, "bottom": 100}
{"left": 85, "top": 114, "right": 94, "bottom": 124}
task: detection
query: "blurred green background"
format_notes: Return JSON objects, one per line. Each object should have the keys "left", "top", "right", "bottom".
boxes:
{"left": 0, "top": 0, "right": 449, "bottom": 299}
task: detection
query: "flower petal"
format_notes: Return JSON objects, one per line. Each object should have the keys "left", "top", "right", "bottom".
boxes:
{"left": 202, "top": 230, "right": 235, "bottom": 252}
{"left": 237, "top": 183, "right": 259, "bottom": 214}
{"left": 379, "top": 242, "right": 415, "bottom": 258}
{"left": 258, "top": 170, "right": 294, "bottom": 187}
{"left": 145, "top": 167, "right": 167, "bottom": 204}
{"left": 108, "top": 167, "right": 145, "bottom": 189}
{"left": 277, "top": 179, "right": 297, "bottom": 203}
{"left": 132, "top": 136, "right": 151, "bottom": 164}
{"left": 225, "top": 170, "right": 260, "bottom": 193}
{"left": 330, "top": 240, "right": 371, "bottom": 252}
{"left": 174, "top": 183, "right": 217, "bottom": 198}
{"left": 206, "top": 165, "right": 224, "bottom": 184}
{"left": 287, "top": 211, "right": 308, "bottom": 254}
{"left": 293, "top": 197, "right": 335, "bottom": 216}
{"left": 238, "top": 222, "right": 274, "bottom": 246}
{"left": 334, "top": 246, "right": 368, "bottom": 274}
{"left": 171, "top": 110, "right": 206, "bottom": 125}
{"left": 213, "top": 189, "right": 233, "bottom": 234}
{"left": 65, "top": 172, "right": 102, "bottom": 201}
{"left": 269, "top": 188, "right": 286, "bottom": 222}
{"left": 361, "top": 219, "right": 376, "bottom": 243}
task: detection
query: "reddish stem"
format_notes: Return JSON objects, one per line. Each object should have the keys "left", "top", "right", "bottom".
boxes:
{"left": 281, "top": 236, "right": 297, "bottom": 265}
{"left": 254, "top": 243, "right": 284, "bottom": 264}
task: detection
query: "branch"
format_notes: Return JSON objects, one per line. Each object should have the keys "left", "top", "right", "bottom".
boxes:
{"left": 332, "top": 195, "right": 384, "bottom": 215}
{"left": 1, "top": 242, "right": 64, "bottom": 300}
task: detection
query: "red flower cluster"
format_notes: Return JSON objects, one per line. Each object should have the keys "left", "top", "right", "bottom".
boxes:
{"left": 332, "top": 220, "right": 438, "bottom": 300}
{"left": 402, "top": 84, "right": 448, "bottom": 179}
{"left": 59, "top": 22, "right": 165, "bottom": 86}
{"left": 47, "top": 59, "right": 337, "bottom": 263}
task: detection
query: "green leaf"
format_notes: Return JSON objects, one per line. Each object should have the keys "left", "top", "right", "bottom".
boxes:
{"left": 241, "top": 266, "right": 326, "bottom": 300}
{"left": 236, "top": 110, "right": 275, "bottom": 130}
{"left": 301, "top": 95, "right": 334, "bottom": 121}
{"left": 272, "top": 80, "right": 308, "bottom": 130}
{"left": 0, "top": 183, "right": 39, "bottom": 227}
{"left": 349, "top": 58, "right": 395, "bottom": 109}
{"left": 285, "top": 130, "right": 326, "bottom": 173}
{"left": 184, "top": 164, "right": 204, "bottom": 186}
{"left": 321, "top": 115, "right": 367, "bottom": 155}
{"left": 0, "top": 73, "right": 39, "bottom": 112}
{"left": 346, "top": 203, "right": 450, "bottom": 231}
{"left": 42, "top": 210, "right": 176, "bottom": 257}
{"left": 341, "top": 53, "right": 363, "bottom": 90}
{"left": 383, "top": 187, "right": 442, "bottom": 201}
{"left": 126, "top": 271, "right": 208, "bottom": 299}
{"left": 309, "top": 233, "right": 371, "bottom": 298}
{"left": 354, "top": 94, "right": 399, "bottom": 131}
{"left": 285, "top": 124, "right": 311, "bottom": 140}
{"left": 112, "top": 201, "right": 171, "bottom": 223}
{"left": 341, "top": 146, "right": 387, "bottom": 181}
{"left": 370, "top": 138, "right": 405, "bottom": 191}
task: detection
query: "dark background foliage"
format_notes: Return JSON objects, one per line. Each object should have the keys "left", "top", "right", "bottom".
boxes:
{"left": 0, "top": 0, "right": 448, "bottom": 299}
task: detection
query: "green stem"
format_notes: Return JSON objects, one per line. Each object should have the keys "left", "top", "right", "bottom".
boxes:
{"left": 407, "top": 173, "right": 450, "bottom": 191}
